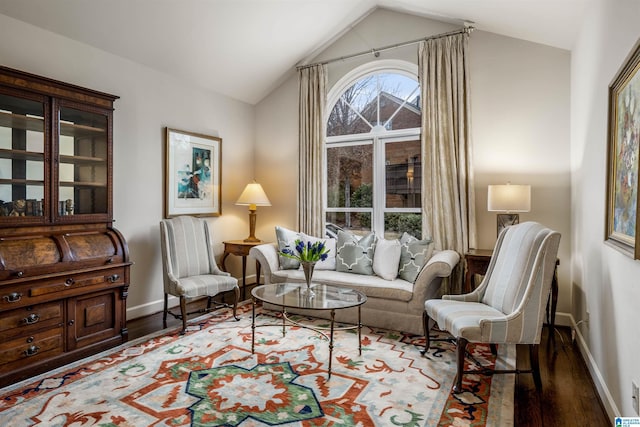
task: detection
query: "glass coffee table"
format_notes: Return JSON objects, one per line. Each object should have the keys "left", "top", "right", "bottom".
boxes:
{"left": 251, "top": 283, "right": 367, "bottom": 378}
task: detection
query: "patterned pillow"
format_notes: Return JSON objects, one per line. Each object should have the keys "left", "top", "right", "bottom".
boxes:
{"left": 336, "top": 230, "right": 376, "bottom": 275}
{"left": 276, "top": 226, "right": 300, "bottom": 270}
{"left": 398, "top": 232, "right": 433, "bottom": 283}
{"left": 299, "top": 233, "right": 336, "bottom": 270}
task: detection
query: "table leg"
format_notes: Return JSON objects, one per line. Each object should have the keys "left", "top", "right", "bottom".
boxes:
{"left": 464, "top": 267, "right": 473, "bottom": 294}
{"left": 358, "top": 305, "right": 362, "bottom": 356}
{"left": 328, "top": 309, "right": 335, "bottom": 379}
{"left": 251, "top": 298, "right": 256, "bottom": 354}
{"left": 550, "top": 265, "right": 558, "bottom": 330}
{"left": 282, "top": 308, "right": 286, "bottom": 337}
{"left": 241, "top": 255, "right": 247, "bottom": 300}
{"left": 221, "top": 251, "right": 230, "bottom": 272}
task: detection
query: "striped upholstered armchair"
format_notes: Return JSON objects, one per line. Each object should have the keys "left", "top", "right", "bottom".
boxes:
{"left": 423, "top": 221, "right": 560, "bottom": 393}
{"left": 160, "top": 216, "right": 240, "bottom": 333}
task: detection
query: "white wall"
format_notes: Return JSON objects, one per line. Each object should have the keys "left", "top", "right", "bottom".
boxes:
{"left": 256, "top": 8, "right": 572, "bottom": 313}
{"left": 470, "top": 31, "right": 572, "bottom": 315}
{"left": 0, "top": 13, "right": 256, "bottom": 318}
{"left": 571, "top": 0, "right": 640, "bottom": 418}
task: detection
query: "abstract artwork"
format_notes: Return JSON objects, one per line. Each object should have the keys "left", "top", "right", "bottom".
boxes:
{"left": 165, "top": 128, "right": 221, "bottom": 217}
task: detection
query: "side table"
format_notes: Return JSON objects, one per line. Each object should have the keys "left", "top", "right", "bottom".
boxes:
{"left": 464, "top": 249, "right": 559, "bottom": 332}
{"left": 221, "top": 240, "right": 263, "bottom": 300}
{"left": 464, "top": 249, "right": 493, "bottom": 293}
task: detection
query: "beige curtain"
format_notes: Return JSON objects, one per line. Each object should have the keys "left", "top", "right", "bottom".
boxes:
{"left": 298, "top": 64, "right": 327, "bottom": 236}
{"left": 419, "top": 33, "right": 477, "bottom": 293}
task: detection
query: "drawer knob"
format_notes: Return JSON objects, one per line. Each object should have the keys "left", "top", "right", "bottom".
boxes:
{"left": 24, "top": 345, "right": 40, "bottom": 357}
{"left": 108, "top": 274, "right": 120, "bottom": 283}
{"left": 106, "top": 257, "right": 114, "bottom": 264}
{"left": 14, "top": 270, "right": 24, "bottom": 278}
{"left": 68, "top": 319, "right": 75, "bottom": 326}
{"left": 23, "top": 313, "right": 40, "bottom": 325}
{"left": 65, "top": 278, "right": 75, "bottom": 286}
{"left": 3, "top": 292, "right": 23, "bottom": 303}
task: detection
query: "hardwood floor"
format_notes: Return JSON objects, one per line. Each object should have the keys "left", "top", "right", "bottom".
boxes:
{"left": 127, "top": 300, "right": 610, "bottom": 426}
{"left": 514, "top": 326, "right": 609, "bottom": 426}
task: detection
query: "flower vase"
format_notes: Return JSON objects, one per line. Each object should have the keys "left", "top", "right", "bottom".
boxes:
{"left": 301, "top": 261, "right": 316, "bottom": 297}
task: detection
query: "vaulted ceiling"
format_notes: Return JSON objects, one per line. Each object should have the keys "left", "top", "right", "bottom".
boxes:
{"left": 0, "top": 0, "right": 587, "bottom": 104}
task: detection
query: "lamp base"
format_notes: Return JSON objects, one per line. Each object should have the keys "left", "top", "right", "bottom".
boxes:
{"left": 243, "top": 209, "right": 261, "bottom": 243}
{"left": 496, "top": 213, "right": 519, "bottom": 237}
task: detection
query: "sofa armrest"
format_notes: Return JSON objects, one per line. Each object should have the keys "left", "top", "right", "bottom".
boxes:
{"left": 412, "top": 249, "right": 460, "bottom": 306}
{"left": 249, "top": 243, "right": 280, "bottom": 285}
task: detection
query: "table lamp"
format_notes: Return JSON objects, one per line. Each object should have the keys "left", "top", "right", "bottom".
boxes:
{"left": 487, "top": 183, "right": 531, "bottom": 236}
{"left": 236, "top": 181, "right": 271, "bottom": 242}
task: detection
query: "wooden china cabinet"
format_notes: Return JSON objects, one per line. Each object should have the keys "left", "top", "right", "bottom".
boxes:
{"left": 0, "top": 66, "right": 131, "bottom": 387}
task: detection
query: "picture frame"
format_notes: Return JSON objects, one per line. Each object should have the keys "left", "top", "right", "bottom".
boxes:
{"left": 606, "top": 39, "right": 640, "bottom": 258}
{"left": 164, "top": 128, "right": 222, "bottom": 218}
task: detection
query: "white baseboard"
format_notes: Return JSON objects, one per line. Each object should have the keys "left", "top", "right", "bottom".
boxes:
{"left": 126, "top": 273, "right": 256, "bottom": 320}
{"left": 126, "top": 295, "right": 177, "bottom": 320}
{"left": 566, "top": 313, "right": 619, "bottom": 419}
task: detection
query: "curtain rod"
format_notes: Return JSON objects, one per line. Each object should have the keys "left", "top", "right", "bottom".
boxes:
{"left": 296, "top": 26, "right": 474, "bottom": 71}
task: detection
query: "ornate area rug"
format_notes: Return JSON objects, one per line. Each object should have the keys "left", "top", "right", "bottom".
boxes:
{"left": 0, "top": 304, "right": 514, "bottom": 426}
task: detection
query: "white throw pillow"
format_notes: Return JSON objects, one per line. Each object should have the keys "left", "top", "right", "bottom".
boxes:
{"left": 373, "top": 238, "right": 401, "bottom": 280}
{"left": 299, "top": 232, "right": 336, "bottom": 270}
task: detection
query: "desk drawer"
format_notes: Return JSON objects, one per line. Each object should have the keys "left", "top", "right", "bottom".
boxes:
{"left": 0, "top": 267, "right": 126, "bottom": 310}
{"left": 0, "top": 301, "right": 63, "bottom": 339}
{"left": 0, "top": 326, "right": 64, "bottom": 373}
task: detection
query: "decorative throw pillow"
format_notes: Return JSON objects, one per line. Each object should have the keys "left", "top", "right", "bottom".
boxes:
{"left": 275, "top": 226, "right": 300, "bottom": 270}
{"left": 398, "top": 232, "right": 434, "bottom": 283}
{"left": 336, "top": 230, "right": 376, "bottom": 275}
{"left": 373, "top": 238, "right": 402, "bottom": 280}
{"left": 299, "top": 233, "right": 336, "bottom": 270}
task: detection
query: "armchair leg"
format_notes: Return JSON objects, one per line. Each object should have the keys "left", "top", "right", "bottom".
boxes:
{"left": 420, "top": 311, "right": 431, "bottom": 355}
{"left": 179, "top": 296, "right": 188, "bottom": 334}
{"left": 232, "top": 286, "right": 240, "bottom": 321}
{"left": 163, "top": 294, "right": 169, "bottom": 329}
{"left": 490, "top": 344, "right": 498, "bottom": 355}
{"left": 530, "top": 343, "right": 542, "bottom": 390}
{"left": 453, "top": 337, "right": 469, "bottom": 393}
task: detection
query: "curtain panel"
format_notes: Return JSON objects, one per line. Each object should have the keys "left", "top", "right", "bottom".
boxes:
{"left": 419, "top": 33, "right": 477, "bottom": 293}
{"left": 298, "top": 64, "right": 327, "bottom": 237}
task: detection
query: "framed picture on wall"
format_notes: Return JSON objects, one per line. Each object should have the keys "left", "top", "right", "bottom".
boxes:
{"left": 605, "top": 39, "right": 640, "bottom": 258}
{"left": 164, "top": 128, "right": 222, "bottom": 218}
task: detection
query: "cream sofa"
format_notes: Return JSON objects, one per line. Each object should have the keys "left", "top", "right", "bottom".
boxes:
{"left": 249, "top": 243, "right": 460, "bottom": 336}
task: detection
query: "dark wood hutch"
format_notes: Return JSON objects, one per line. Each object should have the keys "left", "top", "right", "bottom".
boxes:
{"left": 0, "top": 66, "right": 131, "bottom": 387}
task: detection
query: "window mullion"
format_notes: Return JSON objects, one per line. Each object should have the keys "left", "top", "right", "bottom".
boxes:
{"left": 373, "top": 135, "right": 385, "bottom": 236}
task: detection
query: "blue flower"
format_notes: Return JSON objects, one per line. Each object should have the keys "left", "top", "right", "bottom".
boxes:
{"left": 279, "top": 238, "right": 330, "bottom": 262}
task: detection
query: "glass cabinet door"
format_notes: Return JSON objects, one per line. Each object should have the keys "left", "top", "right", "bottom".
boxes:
{"left": 0, "top": 92, "right": 47, "bottom": 222}
{"left": 56, "top": 105, "right": 110, "bottom": 219}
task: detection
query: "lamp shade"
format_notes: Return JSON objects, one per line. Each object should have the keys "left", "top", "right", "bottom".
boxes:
{"left": 235, "top": 182, "right": 271, "bottom": 207}
{"left": 487, "top": 184, "right": 531, "bottom": 212}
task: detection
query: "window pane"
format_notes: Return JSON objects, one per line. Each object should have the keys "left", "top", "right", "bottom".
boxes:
{"left": 326, "top": 212, "right": 372, "bottom": 236}
{"left": 384, "top": 213, "right": 422, "bottom": 240}
{"left": 0, "top": 93, "right": 45, "bottom": 216}
{"left": 327, "top": 73, "right": 420, "bottom": 136}
{"left": 376, "top": 74, "right": 420, "bottom": 130}
{"left": 326, "top": 144, "right": 373, "bottom": 208}
{"left": 385, "top": 139, "right": 421, "bottom": 208}
{"left": 59, "top": 106, "right": 108, "bottom": 215}
{"left": 327, "top": 100, "right": 371, "bottom": 136}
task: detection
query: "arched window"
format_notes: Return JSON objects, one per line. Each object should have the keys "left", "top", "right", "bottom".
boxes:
{"left": 325, "top": 61, "right": 422, "bottom": 239}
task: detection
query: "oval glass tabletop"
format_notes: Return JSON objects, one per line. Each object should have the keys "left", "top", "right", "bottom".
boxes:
{"left": 251, "top": 283, "right": 367, "bottom": 311}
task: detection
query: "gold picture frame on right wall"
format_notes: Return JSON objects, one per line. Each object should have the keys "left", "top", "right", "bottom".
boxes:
{"left": 606, "top": 38, "right": 640, "bottom": 258}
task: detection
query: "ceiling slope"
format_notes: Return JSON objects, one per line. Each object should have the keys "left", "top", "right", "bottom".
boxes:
{"left": 0, "top": 0, "right": 586, "bottom": 104}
